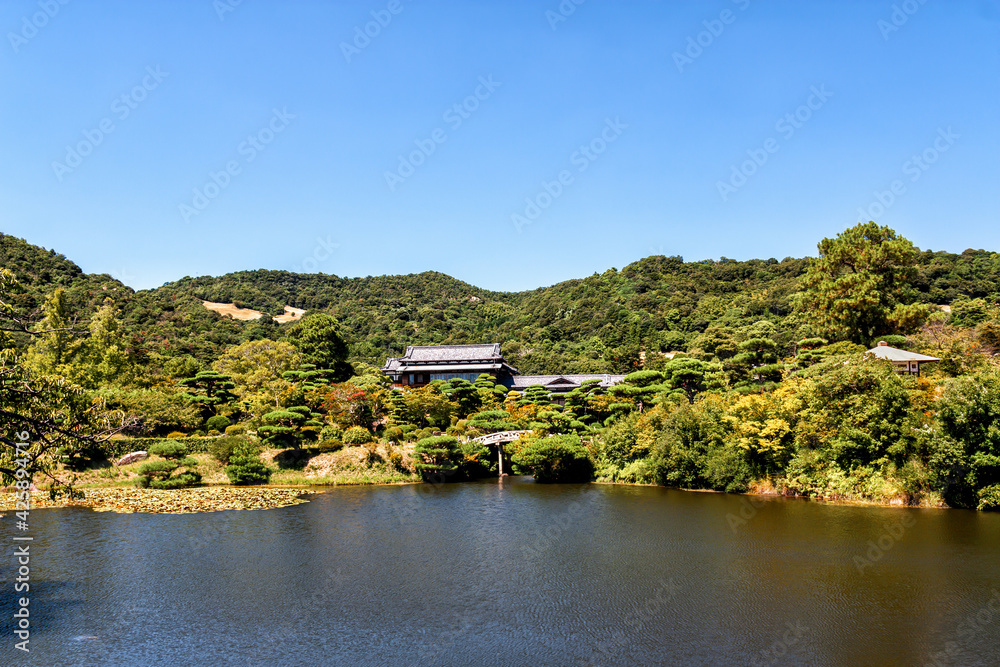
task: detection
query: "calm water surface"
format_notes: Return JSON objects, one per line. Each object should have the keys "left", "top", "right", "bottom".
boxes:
{"left": 3, "top": 478, "right": 1000, "bottom": 666}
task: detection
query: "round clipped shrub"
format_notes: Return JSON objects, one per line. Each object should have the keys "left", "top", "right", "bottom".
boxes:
{"left": 343, "top": 426, "right": 374, "bottom": 446}
{"left": 136, "top": 442, "right": 202, "bottom": 489}
{"left": 206, "top": 429, "right": 222, "bottom": 437}
{"left": 166, "top": 431, "right": 187, "bottom": 439}
{"left": 384, "top": 426, "right": 403, "bottom": 443}
{"left": 225, "top": 423, "right": 248, "bottom": 436}
{"left": 205, "top": 415, "right": 231, "bottom": 432}
{"left": 512, "top": 434, "right": 594, "bottom": 483}
{"left": 317, "top": 439, "right": 343, "bottom": 454}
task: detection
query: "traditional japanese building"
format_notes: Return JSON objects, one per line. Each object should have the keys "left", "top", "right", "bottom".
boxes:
{"left": 381, "top": 343, "right": 626, "bottom": 399}
{"left": 381, "top": 343, "right": 519, "bottom": 388}
{"left": 866, "top": 341, "right": 940, "bottom": 376}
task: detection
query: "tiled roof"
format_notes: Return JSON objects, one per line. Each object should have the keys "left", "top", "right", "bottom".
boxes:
{"left": 401, "top": 343, "right": 503, "bottom": 362}
{"left": 507, "top": 374, "right": 626, "bottom": 389}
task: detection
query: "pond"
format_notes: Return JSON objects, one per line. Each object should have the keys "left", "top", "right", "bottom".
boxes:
{"left": 4, "top": 478, "right": 1000, "bottom": 666}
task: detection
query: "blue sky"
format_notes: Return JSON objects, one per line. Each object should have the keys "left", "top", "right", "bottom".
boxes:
{"left": 2, "top": 0, "right": 998, "bottom": 292}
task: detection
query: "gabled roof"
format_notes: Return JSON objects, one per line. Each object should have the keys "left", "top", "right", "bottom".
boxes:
{"left": 866, "top": 344, "right": 940, "bottom": 363}
{"left": 507, "top": 374, "right": 626, "bottom": 390}
{"left": 401, "top": 343, "right": 503, "bottom": 362}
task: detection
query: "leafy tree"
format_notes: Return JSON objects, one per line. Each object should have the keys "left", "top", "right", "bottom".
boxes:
{"left": 322, "top": 383, "right": 387, "bottom": 431}
{"left": 511, "top": 434, "right": 594, "bottom": 482}
{"left": 800, "top": 222, "right": 927, "bottom": 344}
{"left": 401, "top": 384, "right": 455, "bottom": 429}
{"left": 136, "top": 442, "right": 201, "bottom": 489}
{"left": 1, "top": 272, "right": 134, "bottom": 491}
{"left": 213, "top": 339, "right": 300, "bottom": 410}
{"left": 22, "top": 288, "right": 83, "bottom": 377}
{"left": 929, "top": 371, "right": 1000, "bottom": 509}
{"left": 286, "top": 313, "right": 352, "bottom": 381}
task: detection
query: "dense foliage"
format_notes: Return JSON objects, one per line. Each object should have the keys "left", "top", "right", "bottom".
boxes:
{"left": 7, "top": 225, "right": 1000, "bottom": 509}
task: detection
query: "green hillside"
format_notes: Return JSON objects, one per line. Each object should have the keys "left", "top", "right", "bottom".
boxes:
{"left": 4, "top": 232, "right": 1000, "bottom": 374}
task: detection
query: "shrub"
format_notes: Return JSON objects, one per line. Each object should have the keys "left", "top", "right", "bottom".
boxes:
{"left": 210, "top": 435, "right": 252, "bottom": 465}
{"left": 318, "top": 425, "right": 342, "bottom": 439}
{"left": 412, "top": 435, "right": 463, "bottom": 481}
{"left": 978, "top": 484, "right": 1000, "bottom": 511}
{"left": 459, "top": 439, "right": 496, "bottom": 479}
{"left": 343, "top": 426, "right": 373, "bottom": 446}
{"left": 225, "top": 441, "right": 271, "bottom": 485}
{"left": 205, "top": 415, "right": 231, "bottom": 432}
{"left": 512, "top": 434, "right": 594, "bottom": 483}
{"left": 317, "top": 439, "right": 343, "bottom": 454}
{"left": 225, "top": 423, "right": 248, "bottom": 436}
{"left": 136, "top": 442, "right": 201, "bottom": 489}
{"left": 384, "top": 426, "right": 403, "bottom": 443}
{"left": 166, "top": 431, "right": 187, "bottom": 439}
{"left": 206, "top": 429, "right": 222, "bottom": 437}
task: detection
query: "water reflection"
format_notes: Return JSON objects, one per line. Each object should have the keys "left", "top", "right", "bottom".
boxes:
{"left": 3, "top": 481, "right": 999, "bottom": 666}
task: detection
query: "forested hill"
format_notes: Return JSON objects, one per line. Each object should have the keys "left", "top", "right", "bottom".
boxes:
{"left": 3, "top": 232, "right": 1000, "bottom": 374}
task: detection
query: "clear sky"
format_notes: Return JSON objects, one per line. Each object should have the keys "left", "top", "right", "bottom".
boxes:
{"left": 2, "top": 0, "right": 998, "bottom": 292}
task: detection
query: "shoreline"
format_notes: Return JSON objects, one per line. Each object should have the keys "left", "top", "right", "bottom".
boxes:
{"left": 1, "top": 477, "right": 953, "bottom": 515}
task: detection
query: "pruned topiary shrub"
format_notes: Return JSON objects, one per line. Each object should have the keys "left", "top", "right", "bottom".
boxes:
{"left": 343, "top": 426, "right": 373, "bottom": 446}
{"left": 225, "top": 441, "right": 271, "bottom": 485}
{"left": 136, "top": 442, "right": 202, "bottom": 489}
{"left": 225, "top": 423, "right": 248, "bottom": 436}
{"left": 317, "top": 439, "right": 343, "bottom": 454}
{"left": 412, "top": 435, "right": 462, "bottom": 482}
{"left": 205, "top": 415, "right": 231, "bottom": 433}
